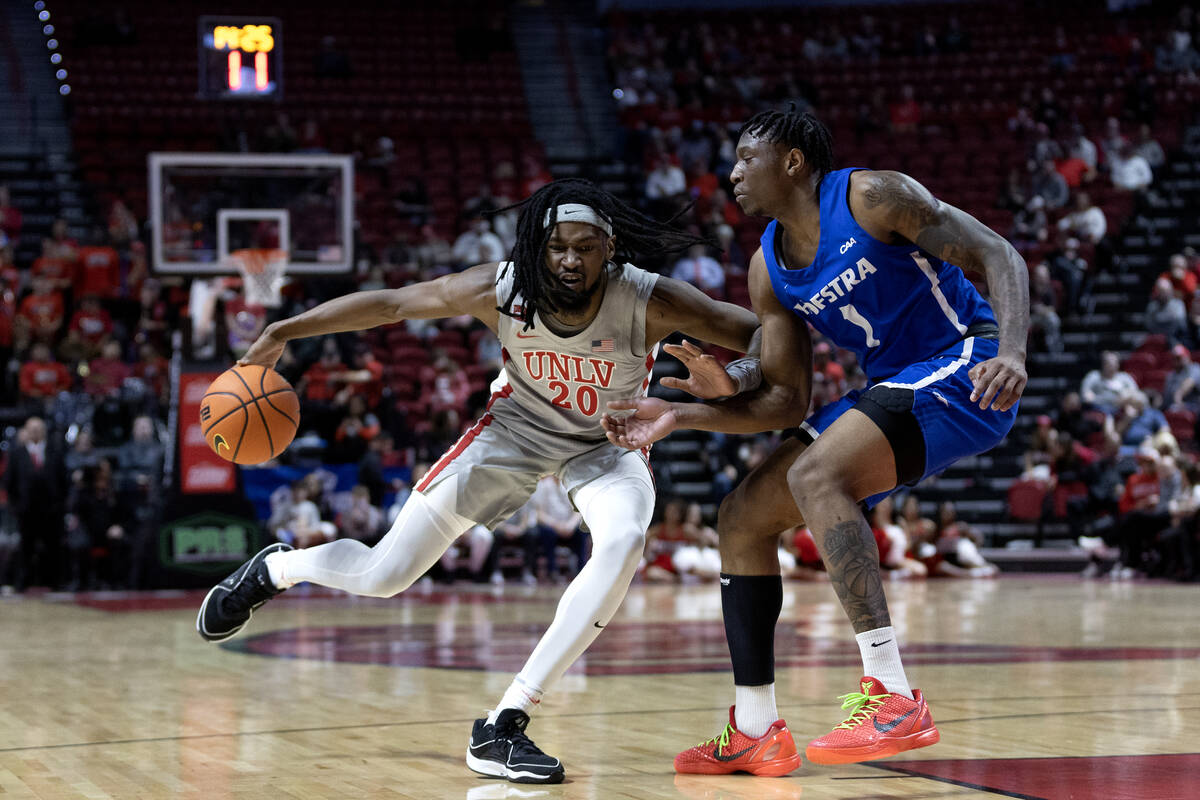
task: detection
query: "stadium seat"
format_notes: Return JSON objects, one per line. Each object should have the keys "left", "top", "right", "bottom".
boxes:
{"left": 1007, "top": 479, "right": 1048, "bottom": 523}
{"left": 1165, "top": 408, "right": 1196, "bottom": 444}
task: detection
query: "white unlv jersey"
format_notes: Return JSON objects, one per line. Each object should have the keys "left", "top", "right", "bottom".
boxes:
{"left": 488, "top": 260, "right": 659, "bottom": 448}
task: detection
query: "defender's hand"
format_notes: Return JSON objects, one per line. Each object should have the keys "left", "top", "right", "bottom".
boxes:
{"left": 602, "top": 397, "right": 679, "bottom": 449}
{"left": 969, "top": 354, "right": 1027, "bottom": 412}
{"left": 238, "top": 326, "right": 287, "bottom": 370}
{"left": 659, "top": 340, "right": 737, "bottom": 399}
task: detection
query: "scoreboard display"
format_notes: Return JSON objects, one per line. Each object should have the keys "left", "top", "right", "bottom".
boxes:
{"left": 198, "top": 16, "right": 282, "bottom": 100}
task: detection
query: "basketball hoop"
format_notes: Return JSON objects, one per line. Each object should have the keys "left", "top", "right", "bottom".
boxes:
{"left": 228, "top": 247, "right": 288, "bottom": 308}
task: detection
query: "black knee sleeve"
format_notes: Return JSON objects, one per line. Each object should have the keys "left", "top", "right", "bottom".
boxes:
{"left": 721, "top": 573, "right": 783, "bottom": 686}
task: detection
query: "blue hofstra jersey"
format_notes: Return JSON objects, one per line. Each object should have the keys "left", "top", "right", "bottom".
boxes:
{"left": 761, "top": 167, "right": 997, "bottom": 380}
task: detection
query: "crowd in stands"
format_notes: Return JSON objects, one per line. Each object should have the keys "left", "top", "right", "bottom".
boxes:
{"left": 7, "top": 4, "right": 1200, "bottom": 591}
{"left": 1021, "top": 334, "right": 1200, "bottom": 583}
{"left": 606, "top": 2, "right": 1200, "bottom": 585}
{"left": 0, "top": 188, "right": 177, "bottom": 592}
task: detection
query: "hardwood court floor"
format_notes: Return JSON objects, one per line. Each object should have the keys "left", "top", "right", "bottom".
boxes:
{"left": 1, "top": 576, "right": 1197, "bottom": 799}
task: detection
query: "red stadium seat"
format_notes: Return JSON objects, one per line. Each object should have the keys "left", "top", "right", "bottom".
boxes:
{"left": 1165, "top": 408, "right": 1196, "bottom": 443}
{"left": 1008, "top": 479, "right": 1048, "bottom": 522}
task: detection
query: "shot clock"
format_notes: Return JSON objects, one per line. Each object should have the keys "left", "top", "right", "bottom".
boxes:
{"left": 198, "top": 16, "right": 282, "bottom": 100}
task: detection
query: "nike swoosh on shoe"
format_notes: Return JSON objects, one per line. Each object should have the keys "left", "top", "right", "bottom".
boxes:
{"left": 873, "top": 708, "right": 916, "bottom": 734}
{"left": 713, "top": 746, "right": 755, "bottom": 762}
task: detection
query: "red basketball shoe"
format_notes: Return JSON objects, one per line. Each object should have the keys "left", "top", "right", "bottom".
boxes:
{"left": 805, "top": 677, "right": 940, "bottom": 765}
{"left": 674, "top": 706, "right": 802, "bottom": 776}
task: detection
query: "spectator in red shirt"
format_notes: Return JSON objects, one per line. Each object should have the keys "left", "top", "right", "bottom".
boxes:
{"left": 337, "top": 345, "right": 385, "bottom": 407}
{"left": 0, "top": 185, "right": 22, "bottom": 242}
{"left": 31, "top": 256, "right": 73, "bottom": 294}
{"left": 68, "top": 295, "right": 114, "bottom": 354}
{"left": 1160, "top": 253, "right": 1198, "bottom": 300}
{"left": 19, "top": 343, "right": 71, "bottom": 400}
{"left": 17, "top": 276, "right": 64, "bottom": 343}
{"left": 1112, "top": 448, "right": 1172, "bottom": 578}
{"left": 76, "top": 242, "right": 121, "bottom": 299}
{"left": 41, "top": 218, "right": 79, "bottom": 272}
{"left": 888, "top": 84, "right": 921, "bottom": 133}
{"left": 330, "top": 394, "right": 382, "bottom": 464}
{"left": 1054, "top": 152, "right": 1094, "bottom": 189}
{"left": 298, "top": 338, "right": 347, "bottom": 404}
{"left": 84, "top": 339, "right": 131, "bottom": 397}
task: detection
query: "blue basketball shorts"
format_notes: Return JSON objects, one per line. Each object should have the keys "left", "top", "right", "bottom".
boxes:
{"left": 798, "top": 335, "right": 1019, "bottom": 507}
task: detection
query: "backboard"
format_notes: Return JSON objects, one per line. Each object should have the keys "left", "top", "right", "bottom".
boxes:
{"left": 148, "top": 152, "right": 353, "bottom": 275}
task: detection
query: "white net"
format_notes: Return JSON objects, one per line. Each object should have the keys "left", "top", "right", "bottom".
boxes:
{"left": 228, "top": 247, "right": 288, "bottom": 308}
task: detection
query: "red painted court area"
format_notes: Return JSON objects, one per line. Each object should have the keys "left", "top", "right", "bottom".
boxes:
{"left": 226, "top": 620, "right": 1200, "bottom": 675}
{"left": 879, "top": 754, "right": 1200, "bottom": 800}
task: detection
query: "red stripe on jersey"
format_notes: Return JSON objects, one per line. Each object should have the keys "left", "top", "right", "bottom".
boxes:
{"left": 416, "top": 384, "right": 512, "bottom": 492}
{"left": 641, "top": 350, "right": 657, "bottom": 392}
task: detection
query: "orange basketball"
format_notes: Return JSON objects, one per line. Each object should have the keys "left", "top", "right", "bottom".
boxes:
{"left": 199, "top": 365, "right": 300, "bottom": 465}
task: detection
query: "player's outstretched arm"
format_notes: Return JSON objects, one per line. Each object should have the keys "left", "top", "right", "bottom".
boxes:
{"left": 239, "top": 262, "right": 502, "bottom": 369}
{"left": 603, "top": 250, "right": 811, "bottom": 448}
{"left": 645, "top": 276, "right": 762, "bottom": 399}
{"left": 852, "top": 170, "right": 1029, "bottom": 412}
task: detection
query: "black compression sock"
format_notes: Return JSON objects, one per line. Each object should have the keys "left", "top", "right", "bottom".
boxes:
{"left": 720, "top": 573, "right": 783, "bottom": 685}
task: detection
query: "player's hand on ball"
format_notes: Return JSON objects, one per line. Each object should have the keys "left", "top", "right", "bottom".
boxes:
{"left": 659, "top": 339, "right": 738, "bottom": 399}
{"left": 603, "top": 397, "right": 678, "bottom": 449}
{"left": 969, "top": 353, "right": 1027, "bottom": 412}
{"left": 238, "top": 324, "right": 287, "bottom": 370}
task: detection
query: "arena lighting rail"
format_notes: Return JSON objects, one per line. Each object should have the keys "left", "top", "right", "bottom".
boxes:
{"left": 33, "top": 1, "right": 70, "bottom": 96}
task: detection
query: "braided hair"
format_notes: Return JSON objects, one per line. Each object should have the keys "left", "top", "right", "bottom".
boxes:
{"left": 737, "top": 106, "right": 835, "bottom": 182}
{"left": 492, "top": 178, "right": 709, "bottom": 329}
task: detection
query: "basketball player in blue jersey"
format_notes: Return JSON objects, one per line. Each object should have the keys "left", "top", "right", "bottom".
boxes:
{"left": 605, "top": 109, "right": 1029, "bottom": 774}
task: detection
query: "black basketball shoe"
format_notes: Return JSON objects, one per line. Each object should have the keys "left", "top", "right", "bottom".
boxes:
{"left": 466, "top": 709, "right": 564, "bottom": 784}
{"left": 196, "top": 543, "right": 292, "bottom": 642}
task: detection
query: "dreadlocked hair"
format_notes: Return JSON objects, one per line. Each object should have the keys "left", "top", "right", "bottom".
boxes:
{"left": 738, "top": 105, "right": 835, "bottom": 182}
{"left": 490, "top": 178, "right": 710, "bottom": 329}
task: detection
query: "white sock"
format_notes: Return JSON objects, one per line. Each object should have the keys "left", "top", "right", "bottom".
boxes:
{"left": 856, "top": 626, "right": 914, "bottom": 700}
{"left": 733, "top": 683, "right": 777, "bottom": 739}
{"left": 264, "top": 550, "right": 295, "bottom": 589}
{"left": 487, "top": 677, "right": 544, "bottom": 724}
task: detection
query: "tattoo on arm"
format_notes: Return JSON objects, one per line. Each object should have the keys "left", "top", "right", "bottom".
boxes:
{"left": 863, "top": 172, "right": 990, "bottom": 273}
{"left": 818, "top": 520, "right": 891, "bottom": 633}
{"left": 863, "top": 171, "right": 1030, "bottom": 358}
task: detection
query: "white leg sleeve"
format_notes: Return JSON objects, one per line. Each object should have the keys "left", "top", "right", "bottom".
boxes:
{"left": 278, "top": 478, "right": 474, "bottom": 597}
{"left": 466, "top": 525, "right": 494, "bottom": 574}
{"left": 511, "top": 455, "right": 654, "bottom": 696}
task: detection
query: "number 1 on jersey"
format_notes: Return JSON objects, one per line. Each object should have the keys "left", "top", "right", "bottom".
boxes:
{"left": 839, "top": 303, "right": 881, "bottom": 347}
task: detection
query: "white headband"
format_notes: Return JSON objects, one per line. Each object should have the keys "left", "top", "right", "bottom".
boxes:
{"left": 543, "top": 203, "right": 612, "bottom": 236}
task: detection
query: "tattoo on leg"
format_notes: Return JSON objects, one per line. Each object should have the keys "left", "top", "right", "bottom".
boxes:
{"left": 819, "top": 519, "right": 891, "bottom": 633}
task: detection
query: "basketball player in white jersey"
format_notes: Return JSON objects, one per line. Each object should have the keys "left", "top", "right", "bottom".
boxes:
{"left": 197, "top": 179, "right": 762, "bottom": 784}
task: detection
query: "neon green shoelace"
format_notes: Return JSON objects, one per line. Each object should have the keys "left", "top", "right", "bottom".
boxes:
{"left": 833, "top": 689, "right": 890, "bottom": 730}
{"left": 697, "top": 723, "right": 735, "bottom": 751}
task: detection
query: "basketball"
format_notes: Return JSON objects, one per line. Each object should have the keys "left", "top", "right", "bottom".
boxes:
{"left": 199, "top": 365, "right": 300, "bottom": 465}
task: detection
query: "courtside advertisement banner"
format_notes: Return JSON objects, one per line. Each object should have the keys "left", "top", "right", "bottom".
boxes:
{"left": 180, "top": 372, "right": 237, "bottom": 493}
